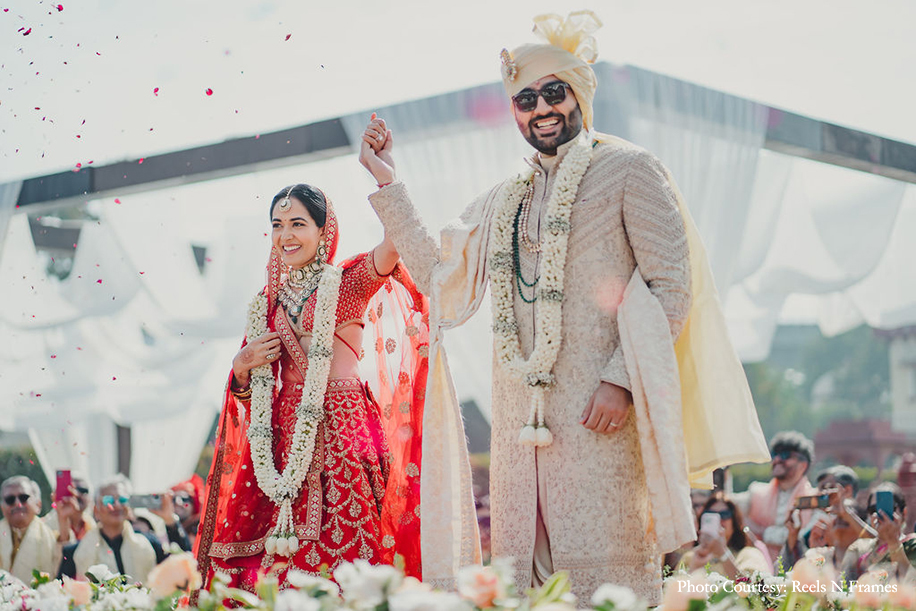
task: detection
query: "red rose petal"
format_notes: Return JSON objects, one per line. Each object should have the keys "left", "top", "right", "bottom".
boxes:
{"left": 205, "top": 88, "right": 213, "bottom": 96}
{"left": 114, "top": 198, "right": 121, "bottom": 204}
{"left": 138, "top": 158, "right": 144, "bottom": 164}
{"left": 153, "top": 87, "right": 159, "bottom": 96}
{"left": 57, "top": 4, "right": 63, "bottom": 10}
{"left": 285, "top": 34, "right": 291, "bottom": 41}
{"left": 96, "top": 279, "right": 102, "bottom": 284}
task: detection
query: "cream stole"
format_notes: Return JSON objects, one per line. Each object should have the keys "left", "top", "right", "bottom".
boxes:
{"left": 74, "top": 521, "right": 156, "bottom": 584}
{"left": 0, "top": 518, "right": 60, "bottom": 583}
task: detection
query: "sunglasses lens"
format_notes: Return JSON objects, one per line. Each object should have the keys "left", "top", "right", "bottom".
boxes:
{"left": 541, "top": 83, "right": 567, "bottom": 105}
{"left": 120, "top": 496, "right": 130, "bottom": 505}
{"left": 76, "top": 487, "right": 90, "bottom": 495}
{"left": 102, "top": 495, "right": 114, "bottom": 506}
{"left": 3, "top": 496, "right": 13, "bottom": 505}
{"left": 513, "top": 91, "right": 538, "bottom": 112}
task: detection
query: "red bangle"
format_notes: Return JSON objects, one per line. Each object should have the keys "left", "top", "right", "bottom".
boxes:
{"left": 377, "top": 181, "right": 392, "bottom": 189}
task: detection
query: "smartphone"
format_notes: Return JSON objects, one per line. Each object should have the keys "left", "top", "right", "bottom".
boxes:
{"left": 700, "top": 512, "right": 721, "bottom": 535}
{"left": 875, "top": 490, "right": 894, "bottom": 519}
{"left": 54, "top": 470, "right": 72, "bottom": 502}
{"left": 129, "top": 494, "right": 163, "bottom": 510}
{"left": 795, "top": 494, "right": 830, "bottom": 510}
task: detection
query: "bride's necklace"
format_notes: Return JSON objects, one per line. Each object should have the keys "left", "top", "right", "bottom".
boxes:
{"left": 279, "top": 260, "right": 322, "bottom": 324}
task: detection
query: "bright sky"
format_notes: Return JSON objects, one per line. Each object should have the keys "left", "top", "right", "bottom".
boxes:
{"left": 2, "top": 0, "right": 915, "bottom": 184}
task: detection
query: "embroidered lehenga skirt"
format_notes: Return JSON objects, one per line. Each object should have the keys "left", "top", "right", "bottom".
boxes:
{"left": 203, "top": 378, "right": 391, "bottom": 590}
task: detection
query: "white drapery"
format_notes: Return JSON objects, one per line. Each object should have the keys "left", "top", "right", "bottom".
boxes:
{"left": 3, "top": 63, "right": 916, "bottom": 491}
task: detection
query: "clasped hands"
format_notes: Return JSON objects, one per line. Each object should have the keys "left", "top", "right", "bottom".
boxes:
{"left": 359, "top": 113, "right": 396, "bottom": 186}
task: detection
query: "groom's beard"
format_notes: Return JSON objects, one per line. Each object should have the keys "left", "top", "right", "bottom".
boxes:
{"left": 518, "top": 105, "right": 583, "bottom": 156}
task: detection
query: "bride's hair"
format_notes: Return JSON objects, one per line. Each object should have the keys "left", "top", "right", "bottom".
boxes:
{"left": 270, "top": 184, "right": 328, "bottom": 228}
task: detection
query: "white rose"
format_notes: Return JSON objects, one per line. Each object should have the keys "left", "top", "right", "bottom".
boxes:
{"left": 273, "top": 589, "right": 321, "bottom": 611}
{"left": 591, "top": 583, "right": 639, "bottom": 610}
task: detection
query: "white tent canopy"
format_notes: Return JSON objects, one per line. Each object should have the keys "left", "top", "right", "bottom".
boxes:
{"left": 1, "top": 0, "right": 915, "bottom": 491}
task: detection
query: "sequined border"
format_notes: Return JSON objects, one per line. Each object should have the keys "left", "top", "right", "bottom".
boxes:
{"left": 275, "top": 307, "right": 309, "bottom": 379}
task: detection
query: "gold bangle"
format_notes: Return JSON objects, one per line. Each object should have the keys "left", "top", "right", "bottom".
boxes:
{"left": 231, "top": 386, "right": 252, "bottom": 401}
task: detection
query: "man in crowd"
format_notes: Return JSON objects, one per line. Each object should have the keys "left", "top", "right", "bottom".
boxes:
{"left": 359, "top": 9, "right": 766, "bottom": 604}
{"left": 0, "top": 476, "right": 68, "bottom": 582}
{"left": 739, "top": 431, "right": 817, "bottom": 561}
{"left": 59, "top": 475, "right": 189, "bottom": 583}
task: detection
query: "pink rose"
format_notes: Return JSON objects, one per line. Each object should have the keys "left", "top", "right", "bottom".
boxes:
{"left": 457, "top": 565, "right": 508, "bottom": 609}
{"left": 854, "top": 571, "right": 889, "bottom": 609}
{"left": 62, "top": 576, "right": 92, "bottom": 606}
{"left": 889, "top": 582, "right": 916, "bottom": 610}
{"left": 661, "top": 574, "right": 708, "bottom": 611}
{"left": 146, "top": 553, "right": 203, "bottom": 599}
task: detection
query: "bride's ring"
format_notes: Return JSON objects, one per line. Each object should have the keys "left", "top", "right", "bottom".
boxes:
{"left": 266, "top": 353, "right": 276, "bottom": 360}
{"left": 609, "top": 421, "right": 620, "bottom": 427}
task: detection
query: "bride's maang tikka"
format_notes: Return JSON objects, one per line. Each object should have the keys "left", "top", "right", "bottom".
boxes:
{"left": 278, "top": 186, "right": 294, "bottom": 212}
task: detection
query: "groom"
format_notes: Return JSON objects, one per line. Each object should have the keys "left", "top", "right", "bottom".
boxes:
{"left": 361, "top": 11, "right": 703, "bottom": 604}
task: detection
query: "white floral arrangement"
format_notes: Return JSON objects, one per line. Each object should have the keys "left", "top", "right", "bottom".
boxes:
{"left": 488, "top": 137, "right": 593, "bottom": 446}
{"left": 245, "top": 265, "right": 342, "bottom": 557}
{"left": 4, "top": 553, "right": 916, "bottom": 611}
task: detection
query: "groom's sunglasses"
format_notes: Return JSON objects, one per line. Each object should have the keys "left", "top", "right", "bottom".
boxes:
{"left": 511, "top": 81, "right": 571, "bottom": 113}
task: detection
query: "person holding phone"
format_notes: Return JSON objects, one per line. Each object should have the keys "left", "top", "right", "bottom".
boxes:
{"left": 841, "top": 483, "right": 916, "bottom": 581}
{"left": 43, "top": 472, "right": 95, "bottom": 542}
{"left": 681, "top": 494, "right": 771, "bottom": 579}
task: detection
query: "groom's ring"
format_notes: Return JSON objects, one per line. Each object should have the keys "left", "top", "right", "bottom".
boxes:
{"left": 609, "top": 422, "right": 620, "bottom": 427}
{"left": 266, "top": 353, "right": 276, "bottom": 360}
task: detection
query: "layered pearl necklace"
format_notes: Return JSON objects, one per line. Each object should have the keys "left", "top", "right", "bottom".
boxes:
{"left": 488, "top": 137, "right": 593, "bottom": 447}
{"left": 245, "top": 262, "right": 342, "bottom": 556}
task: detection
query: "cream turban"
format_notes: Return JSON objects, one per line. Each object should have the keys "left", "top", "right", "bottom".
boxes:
{"left": 500, "top": 10, "right": 602, "bottom": 130}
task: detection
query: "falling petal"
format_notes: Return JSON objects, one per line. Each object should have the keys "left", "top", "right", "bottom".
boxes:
{"left": 285, "top": 34, "right": 291, "bottom": 41}
{"left": 23, "top": 28, "right": 32, "bottom": 36}
{"left": 96, "top": 279, "right": 102, "bottom": 284}
{"left": 114, "top": 198, "right": 121, "bottom": 204}
{"left": 51, "top": 355, "right": 57, "bottom": 358}
{"left": 153, "top": 87, "right": 159, "bottom": 96}
{"left": 138, "top": 158, "right": 144, "bottom": 164}
{"left": 205, "top": 87, "right": 213, "bottom": 96}
{"left": 56, "top": 4, "right": 63, "bottom": 10}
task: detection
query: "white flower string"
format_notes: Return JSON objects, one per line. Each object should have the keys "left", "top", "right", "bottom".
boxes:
{"left": 488, "top": 137, "right": 593, "bottom": 446}
{"left": 244, "top": 263, "right": 342, "bottom": 557}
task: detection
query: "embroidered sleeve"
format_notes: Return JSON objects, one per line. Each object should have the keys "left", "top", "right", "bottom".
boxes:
{"left": 368, "top": 182, "right": 440, "bottom": 294}
{"left": 600, "top": 151, "right": 692, "bottom": 390}
{"left": 336, "top": 252, "right": 389, "bottom": 325}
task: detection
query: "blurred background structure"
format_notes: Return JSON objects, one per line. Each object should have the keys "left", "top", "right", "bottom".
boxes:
{"left": 1, "top": 1, "right": 915, "bottom": 500}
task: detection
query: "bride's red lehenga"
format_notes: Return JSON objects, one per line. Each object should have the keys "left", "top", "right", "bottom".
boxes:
{"left": 194, "top": 201, "right": 427, "bottom": 592}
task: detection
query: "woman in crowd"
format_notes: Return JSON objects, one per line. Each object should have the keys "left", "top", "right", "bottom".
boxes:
{"left": 195, "top": 184, "right": 428, "bottom": 591}
{"left": 841, "top": 483, "right": 916, "bottom": 582}
{"left": 682, "top": 493, "right": 771, "bottom": 578}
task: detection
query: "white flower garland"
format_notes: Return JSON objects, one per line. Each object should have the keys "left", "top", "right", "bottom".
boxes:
{"left": 488, "top": 137, "right": 593, "bottom": 446}
{"left": 245, "top": 264, "right": 342, "bottom": 557}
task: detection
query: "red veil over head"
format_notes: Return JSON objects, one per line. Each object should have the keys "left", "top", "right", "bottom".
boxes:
{"left": 194, "top": 191, "right": 427, "bottom": 584}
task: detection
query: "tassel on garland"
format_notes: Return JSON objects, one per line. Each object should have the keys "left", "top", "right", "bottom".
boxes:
{"left": 265, "top": 498, "right": 300, "bottom": 557}
{"left": 518, "top": 387, "right": 553, "bottom": 447}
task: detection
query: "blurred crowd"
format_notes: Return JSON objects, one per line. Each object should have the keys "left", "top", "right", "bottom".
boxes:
{"left": 0, "top": 471, "right": 203, "bottom": 585}
{"left": 5, "top": 429, "right": 916, "bottom": 588}
{"left": 664, "top": 430, "right": 916, "bottom": 583}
